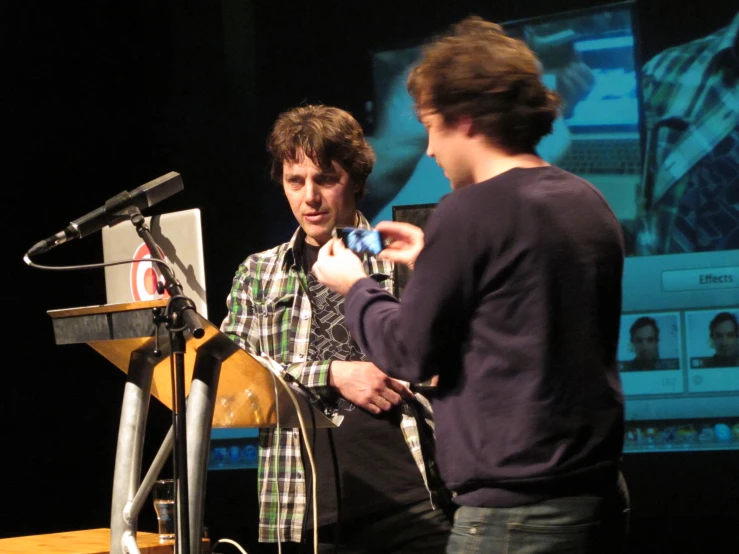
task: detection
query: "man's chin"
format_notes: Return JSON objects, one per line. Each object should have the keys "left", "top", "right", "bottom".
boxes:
{"left": 301, "top": 222, "right": 333, "bottom": 246}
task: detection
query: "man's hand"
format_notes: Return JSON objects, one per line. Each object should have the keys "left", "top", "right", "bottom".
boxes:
{"left": 556, "top": 59, "right": 595, "bottom": 118}
{"left": 375, "top": 221, "right": 424, "bottom": 269}
{"left": 329, "top": 361, "right": 413, "bottom": 415}
{"left": 313, "top": 238, "right": 367, "bottom": 296}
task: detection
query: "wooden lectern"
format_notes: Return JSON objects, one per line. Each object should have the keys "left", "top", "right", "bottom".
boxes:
{"left": 48, "top": 300, "right": 337, "bottom": 554}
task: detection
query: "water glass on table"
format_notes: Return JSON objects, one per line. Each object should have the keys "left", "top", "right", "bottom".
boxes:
{"left": 153, "top": 479, "right": 175, "bottom": 543}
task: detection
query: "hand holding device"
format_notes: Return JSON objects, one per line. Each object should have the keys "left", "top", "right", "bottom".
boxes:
{"left": 374, "top": 221, "right": 424, "bottom": 269}
{"left": 313, "top": 238, "right": 368, "bottom": 296}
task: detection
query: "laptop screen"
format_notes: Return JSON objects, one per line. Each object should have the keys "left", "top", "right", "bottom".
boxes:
{"left": 506, "top": 6, "right": 640, "bottom": 135}
{"left": 101, "top": 208, "right": 208, "bottom": 317}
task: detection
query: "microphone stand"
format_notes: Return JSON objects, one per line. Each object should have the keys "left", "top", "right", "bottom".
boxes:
{"left": 129, "top": 208, "right": 204, "bottom": 554}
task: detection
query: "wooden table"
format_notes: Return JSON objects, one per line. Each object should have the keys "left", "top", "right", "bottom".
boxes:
{"left": 0, "top": 528, "right": 211, "bottom": 554}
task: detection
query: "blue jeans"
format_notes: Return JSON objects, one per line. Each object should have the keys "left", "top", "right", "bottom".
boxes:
{"left": 446, "top": 474, "right": 629, "bottom": 554}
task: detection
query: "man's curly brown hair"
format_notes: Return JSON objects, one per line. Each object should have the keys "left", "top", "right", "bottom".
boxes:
{"left": 407, "top": 16, "right": 561, "bottom": 153}
{"left": 267, "top": 105, "right": 375, "bottom": 199}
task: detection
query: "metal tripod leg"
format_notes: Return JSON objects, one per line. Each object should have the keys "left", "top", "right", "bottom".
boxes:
{"left": 110, "top": 346, "right": 157, "bottom": 554}
{"left": 185, "top": 348, "right": 222, "bottom": 553}
{"left": 109, "top": 337, "right": 223, "bottom": 554}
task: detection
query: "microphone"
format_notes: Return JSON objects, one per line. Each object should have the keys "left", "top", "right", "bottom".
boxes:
{"left": 27, "top": 171, "right": 184, "bottom": 256}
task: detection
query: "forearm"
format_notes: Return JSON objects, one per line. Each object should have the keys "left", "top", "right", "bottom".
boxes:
{"left": 345, "top": 198, "right": 473, "bottom": 386}
{"left": 345, "top": 278, "right": 429, "bottom": 384}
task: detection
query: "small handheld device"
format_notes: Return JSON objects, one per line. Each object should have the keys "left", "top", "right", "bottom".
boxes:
{"left": 335, "top": 227, "right": 384, "bottom": 256}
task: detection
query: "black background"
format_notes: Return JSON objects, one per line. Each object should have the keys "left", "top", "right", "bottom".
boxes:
{"left": 3, "top": 1, "right": 738, "bottom": 552}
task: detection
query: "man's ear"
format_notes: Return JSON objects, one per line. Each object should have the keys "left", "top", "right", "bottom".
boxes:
{"left": 457, "top": 115, "right": 475, "bottom": 137}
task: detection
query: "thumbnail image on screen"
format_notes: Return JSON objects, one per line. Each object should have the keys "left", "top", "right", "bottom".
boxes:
{"left": 686, "top": 310, "right": 739, "bottom": 370}
{"left": 618, "top": 313, "right": 681, "bottom": 372}
{"left": 617, "top": 312, "right": 684, "bottom": 397}
{"left": 683, "top": 309, "right": 739, "bottom": 395}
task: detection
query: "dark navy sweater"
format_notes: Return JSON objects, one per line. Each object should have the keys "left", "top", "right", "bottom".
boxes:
{"left": 346, "top": 166, "right": 626, "bottom": 507}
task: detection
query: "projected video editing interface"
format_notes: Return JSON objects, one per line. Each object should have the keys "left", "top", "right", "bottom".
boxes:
{"left": 619, "top": 251, "right": 739, "bottom": 452}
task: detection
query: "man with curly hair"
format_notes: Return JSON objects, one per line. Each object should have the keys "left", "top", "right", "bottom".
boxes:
{"left": 221, "top": 104, "right": 451, "bottom": 553}
{"left": 314, "top": 17, "right": 629, "bottom": 553}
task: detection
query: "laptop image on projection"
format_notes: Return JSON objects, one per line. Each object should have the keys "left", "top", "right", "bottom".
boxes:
{"left": 101, "top": 208, "right": 208, "bottom": 317}
{"left": 505, "top": 1, "right": 643, "bottom": 220}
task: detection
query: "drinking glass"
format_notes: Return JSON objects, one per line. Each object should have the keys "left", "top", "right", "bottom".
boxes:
{"left": 153, "top": 479, "right": 175, "bottom": 542}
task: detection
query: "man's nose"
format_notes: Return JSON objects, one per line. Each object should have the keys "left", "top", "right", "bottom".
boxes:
{"left": 304, "top": 180, "right": 322, "bottom": 203}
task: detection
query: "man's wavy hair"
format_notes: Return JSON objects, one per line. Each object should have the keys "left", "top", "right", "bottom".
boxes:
{"left": 267, "top": 104, "right": 375, "bottom": 199}
{"left": 407, "top": 16, "right": 561, "bottom": 153}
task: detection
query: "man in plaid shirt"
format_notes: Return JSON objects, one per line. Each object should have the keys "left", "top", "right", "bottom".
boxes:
{"left": 635, "top": 12, "right": 739, "bottom": 254}
{"left": 221, "top": 105, "right": 451, "bottom": 552}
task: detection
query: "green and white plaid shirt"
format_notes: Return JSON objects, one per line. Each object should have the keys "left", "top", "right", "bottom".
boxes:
{"left": 635, "top": 13, "right": 739, "bottom": 253}
{"left": 220, "top": 212, "right": 445, "bottom": 543}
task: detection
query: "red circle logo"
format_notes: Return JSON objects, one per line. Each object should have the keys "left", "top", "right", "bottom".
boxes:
{"left": 130, "top": 243, "right": 171, "bottom": 302}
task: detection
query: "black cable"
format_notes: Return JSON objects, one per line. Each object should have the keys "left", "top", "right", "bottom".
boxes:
{"left": 281, "top": 374, "right": 317, "bottom": 554}
{"left": 23, "top": 254, "right": 177, "bottom": 276}
{"left": 298, "top": 433, "right": 310, "bottom": 554}
{"left": 303, "top": 390, "right": 317, "bottom": 554}
{"left": 282, "top": 373, "right": 343, "bottom": 553}
{"left": 327, "top": 428, "right": 342, "bottom": 554}
{"left": 298, "top": 412, "right": 317, "bottom": 554}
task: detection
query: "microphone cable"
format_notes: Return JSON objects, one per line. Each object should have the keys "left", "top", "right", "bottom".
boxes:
{"left": 23, "top": 254, "right": 177, "bottom": 277}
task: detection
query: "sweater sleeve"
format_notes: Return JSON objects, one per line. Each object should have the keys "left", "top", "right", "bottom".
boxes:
{"left": 345, "top": 194, "right": 479, "bottom": 384}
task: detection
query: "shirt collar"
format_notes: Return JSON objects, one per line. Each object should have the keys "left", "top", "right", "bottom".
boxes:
{"left": 708, "top": 13, "right": 739, "bottom": 66}
{"left": 282, "top": 211, "right": 372, "bottom": 269}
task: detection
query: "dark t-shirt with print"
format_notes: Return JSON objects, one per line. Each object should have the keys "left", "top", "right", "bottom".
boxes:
{"left": 299, "top": 240, "right": 427, "bottom": 528}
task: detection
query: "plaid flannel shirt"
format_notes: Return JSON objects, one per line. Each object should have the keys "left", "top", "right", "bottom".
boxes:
{"left": 635, "top": 13, "right": 739, "bottom": 253}
{"left": 220, "top": 212, "right": 445, "bottom": 543}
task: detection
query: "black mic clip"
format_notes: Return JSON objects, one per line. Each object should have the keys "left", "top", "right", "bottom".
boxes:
{"left": 101, "top": 190, "right": 142, "bottom": 226}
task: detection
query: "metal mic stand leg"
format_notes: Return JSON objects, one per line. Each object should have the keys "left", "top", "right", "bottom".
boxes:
{"left": 170, "top": 320, "right": 192, "bottom": 554}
